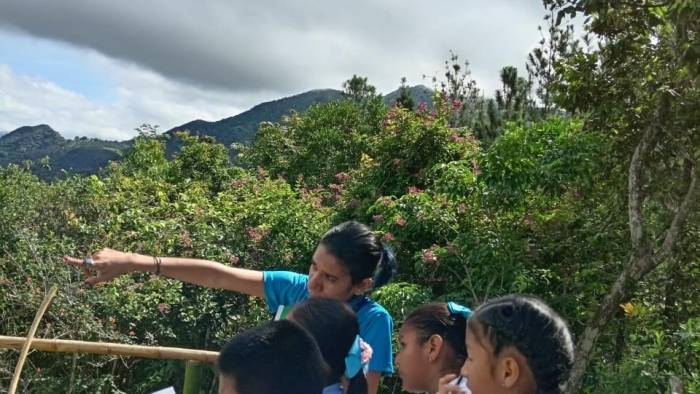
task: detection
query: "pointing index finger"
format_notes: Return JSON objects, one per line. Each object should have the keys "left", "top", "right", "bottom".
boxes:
{"left": 64, "top": 256, "right": 85, "bottom": 266}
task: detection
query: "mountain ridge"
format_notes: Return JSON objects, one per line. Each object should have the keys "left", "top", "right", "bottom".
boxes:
{"left": 0, "top": 85, "right": 433, "bottom": 179}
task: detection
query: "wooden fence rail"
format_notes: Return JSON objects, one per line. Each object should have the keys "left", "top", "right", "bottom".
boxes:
{"left": 0, "top": 336, "right": 219, "bottom": 363}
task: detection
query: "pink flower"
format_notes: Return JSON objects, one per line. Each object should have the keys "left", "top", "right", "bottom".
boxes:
{"left": 372, "top": 214, "right": 383, "bottom": 222}
{"left": 380, "top": 118, "right": 391, "bottom": 129}
{"left": 395, "top": 217, "right": 407, "bottom": 227}
{"left": 452, "top": 99, "right": 462, "bottom": 110}
{"left": 417, "top": 102, "right": 428, "bottom": 114}
{"left": 458, "top": 203, "right": 468, "bottom": 214}
{"left": 422, "top": 249, "right": 437, "bottom": 263}
{"left": 246, "top": 226, "right": 267, "bottom": 243}
{"left": 450, "top": 133, "right": 467, "bottom": 143}
{"left": 382, "top": 232, "right": 395, "bottom": 242}
{"left": 335, "top": 172, "right": 350, "bottom": 182}
{"left": 157, "top": 303, "right": 170, "bottom": 314}
{"left": 407, "top": 186, "right": 424, "bottom": 194}
{"left": 180, "top": 231, "right": 193, "bottom": 248}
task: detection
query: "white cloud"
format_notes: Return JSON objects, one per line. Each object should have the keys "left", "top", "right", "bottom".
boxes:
{"left": 0, "top": 1, "right": 562, "bottom": 139}
{"left": 0, "top": 55, "right": 267, "bottom": 140}
{"left": 0, "top": 63, "right": 123, "bottom": 139}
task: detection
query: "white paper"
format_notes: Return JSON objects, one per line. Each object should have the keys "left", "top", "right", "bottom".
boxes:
{"left": 150, "top": 387, "right": 176, "bottom": 394}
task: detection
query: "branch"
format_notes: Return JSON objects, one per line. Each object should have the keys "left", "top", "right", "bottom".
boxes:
{"left": 653, "top": 162, "right": 700, "bottom": 265}
{"left": 628, "top": 93, "right": 670, "bottom": 251}
{"left": 628, "top": 127, "right": 652, "bottom": 250}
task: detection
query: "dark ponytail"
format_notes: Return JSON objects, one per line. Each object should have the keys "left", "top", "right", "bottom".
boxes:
{"left": 320, "top": 221, "right": 396, "bottom": 289}
{"left": 288, "top": 298, "right": 367, "bottom": 394}
{"left": 373, "top": 245, "right": 397, "bottom": 289}
{"left": 403, "top": 302, "right": 469, "bottom": 372}
{"left": 468, "top": 295, "right": 574, "bottom": 394}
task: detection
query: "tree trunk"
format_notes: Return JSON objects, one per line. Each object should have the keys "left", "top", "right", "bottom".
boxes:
{"left": 563, "top": 111, "right": 700, "bottom": 393}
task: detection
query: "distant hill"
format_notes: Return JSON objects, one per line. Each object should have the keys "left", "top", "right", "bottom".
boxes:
{"left": 165, "top": 86, "right": 433, "bottom": 152}
{"left": 167, "top": 89, "right": 345, "bottom": 146}
{"left": 384, "top": 85, "right": 434, "bottom": 108}
{"left": 1, "top": 86, "right": 433, "bottom": 179}
{"left": 163, "top": 89, "right": 346, "bottom": 157}
{"left": 0, "top": 124, "right": 127, "bottom": 179}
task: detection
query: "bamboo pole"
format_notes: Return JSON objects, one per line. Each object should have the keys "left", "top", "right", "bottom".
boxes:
{"left": 183, "top": 360, "right": 205, "bottom": 394}
{"left": 0, "top": 336, "right": 219, "bottom": 363}
{"left": 8, "top": 285, "right": 58, "bottom": 394}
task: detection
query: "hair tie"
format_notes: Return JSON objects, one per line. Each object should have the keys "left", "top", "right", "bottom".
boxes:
{"left": 380, "top": 245, "right": 394, "bottom": 266}
{"left": 447, "top": 302, "right": 472, "bottom": 319}
{"left": 344, "top": 336, "right": 372, "bottom": 378}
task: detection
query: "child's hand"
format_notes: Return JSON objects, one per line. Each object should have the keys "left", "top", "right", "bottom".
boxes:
{"left": 438, "top": 374, "right": 469, "bottom": 394}
{"left": 358, "top": 337, "right": 373, "bottom": 364}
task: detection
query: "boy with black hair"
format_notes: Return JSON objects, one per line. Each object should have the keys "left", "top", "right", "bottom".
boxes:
{"left": 217, "top": 320, "right": 326, "bottom": 394}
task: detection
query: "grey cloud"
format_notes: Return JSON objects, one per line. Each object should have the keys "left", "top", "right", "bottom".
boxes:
{"left": 0, "top": 0, "right": 548, "bottom": 95}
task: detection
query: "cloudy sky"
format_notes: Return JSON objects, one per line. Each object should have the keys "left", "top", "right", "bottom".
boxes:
{"left": 0, "top": 1, "right": 550, "bottom": 140}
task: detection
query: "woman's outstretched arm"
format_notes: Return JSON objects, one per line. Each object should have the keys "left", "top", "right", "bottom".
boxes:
{"left": 64, "top": 248, "right": 265, "bottom": 298}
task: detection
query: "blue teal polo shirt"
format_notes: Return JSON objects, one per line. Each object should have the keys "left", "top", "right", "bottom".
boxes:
{"left": 263, "top": 271, "right": 394, "bottom": 375}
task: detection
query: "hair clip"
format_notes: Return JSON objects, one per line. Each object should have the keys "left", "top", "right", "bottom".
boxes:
{"left": 447, "top": 302, "right": 472, "bottom": 319}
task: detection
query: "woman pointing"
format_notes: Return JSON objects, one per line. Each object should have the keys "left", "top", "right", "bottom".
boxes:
{"left": 64, "top": 220, "right": 396, "bottom": 394}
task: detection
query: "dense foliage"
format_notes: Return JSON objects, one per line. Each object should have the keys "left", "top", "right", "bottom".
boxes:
{"left": 2, "top": 1, "right": 699, "bottom": 392}
{"left": 3, "top": 92, "right": 697, "bottom": 392}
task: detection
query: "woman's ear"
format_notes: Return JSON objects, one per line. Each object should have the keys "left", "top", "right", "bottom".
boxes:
{"left": 352, "top": 278, "right": 373, "bottom": 295}
{"left": 426, "top": 334, "right": 445, "bottom": 363}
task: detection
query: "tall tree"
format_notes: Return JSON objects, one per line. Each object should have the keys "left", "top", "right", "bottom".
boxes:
{"left": 526, "top": 10, "right": 578, "bottom": 116}
{"left": 542, "top": 1, "right": 700, "bottom": 392}
{"left": 432, "top": 51, "right": 482, "bottom": 129}
{"left": 343, "top": 74, "right": 378, "bottom": 103}
{"left": 396, "top": 77, "right": 415, "bottom": 111}
{"left": 495, "top": 66, "right": 532, "bottom": 122}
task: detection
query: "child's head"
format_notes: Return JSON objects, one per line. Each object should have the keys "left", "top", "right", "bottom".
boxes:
{"left": 396, "top": 302, "right": 471, "bottom": 393}
{"left": 463, "top": 295, "right": 574, "bottom": 394}
{"left": 217, "top": 320, "right": 325, "bottom": 394}
{"left": 287, "top": 297, "right": 368, "bottom": 394}
{"left": 308, "top": 221, "right": 397, "bottom": 301}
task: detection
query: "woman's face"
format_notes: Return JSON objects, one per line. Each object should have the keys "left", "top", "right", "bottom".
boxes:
{"left": 395, "top": 325, "right": 431, "bottom": 393}
{"left": 307, "top": 244, "right": 361, "bottom": 301}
